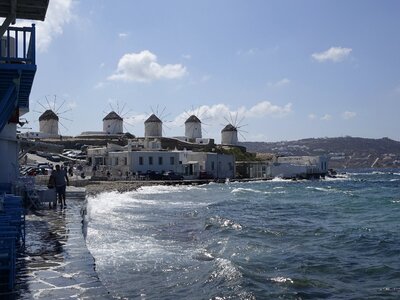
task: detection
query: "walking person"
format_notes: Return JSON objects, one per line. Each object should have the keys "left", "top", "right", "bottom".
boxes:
{"left": 53, "top": 164, "right": 69, "bottom": 208}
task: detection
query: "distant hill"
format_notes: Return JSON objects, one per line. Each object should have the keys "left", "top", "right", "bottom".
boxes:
{"left": 239, "top": 137, "right": 400, "bottom": 169}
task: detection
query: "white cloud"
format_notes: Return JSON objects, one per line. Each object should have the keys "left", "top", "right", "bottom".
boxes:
{"left": 268, "top": 78, "right": 291, "bottom": 88}
{"left": 237, "top": 48, "right": 259, "bottom": 56}
{"left": 321, "top": 114, "right": 332, "bottom": 121}
{"left": 308, "top": 113, "right": 317, "bottom": 120}
{"left": 94, "top": 82, "right": 105, "bottom": 89}
{"left": 108, "top": 50, "right": 187, "bottom": 83}
{"left": 312, "top": 47, "right": 352, "bottom": 63}
{"left": 201, "top": 75, "right": 211, "bottom": 82}
{"left": 170, "top": 101, "right": 292, "bottom": 127}
{"left": 67, "top": 100, "right": 77, "bottom": 109}
{"left": 245, "top": 101, "right": 292, "bottom": 118}
{"left": 342, "top": 111, "right": 356, "bottom": 120}
{"left": 124, "top": 113, "right": 148, "bottom": 127}
{"left": 118, "top": 32, "right": 129, "bottom": 38}
{"left": 15, "top": 0, "right": 74, "bottom": 52}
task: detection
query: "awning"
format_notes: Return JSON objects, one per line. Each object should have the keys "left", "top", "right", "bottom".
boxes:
{"left": 0, "top": 0, "right": 49, "bottom": 21}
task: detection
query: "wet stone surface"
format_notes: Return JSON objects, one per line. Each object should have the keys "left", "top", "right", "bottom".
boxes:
{"left": 1, "top": 188, "right": 111, "bottom": 299}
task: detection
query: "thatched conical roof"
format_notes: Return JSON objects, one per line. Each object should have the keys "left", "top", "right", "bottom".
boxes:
{"left": 39, "top": 109, "right": 59, "bottom": 121}
{"left": 145, "top": 114, "right": 162, "bottom": 123}
{"left": 103, "top": 111, "right": 123, "bottom": 121}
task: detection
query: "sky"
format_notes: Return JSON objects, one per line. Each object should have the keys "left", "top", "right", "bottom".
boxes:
{"left": 6, "top": 0, "right": 400, "bottom": 142}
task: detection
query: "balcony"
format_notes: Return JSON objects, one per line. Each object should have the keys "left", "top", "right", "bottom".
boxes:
{"left": 0, "top": 24, "right": 36, "bottom": 131}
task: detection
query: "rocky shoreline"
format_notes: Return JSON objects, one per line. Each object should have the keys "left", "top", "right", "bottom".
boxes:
{"left": 84, "top": 181, "right": 154, "bottom": 196}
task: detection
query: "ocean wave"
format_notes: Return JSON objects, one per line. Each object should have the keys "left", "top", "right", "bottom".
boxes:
{"left": 208, "top": 258, "right": 243, "bottom": 282}
{"left": 270, "top": 276, "right": 294, "bottom": 284}
{"left": 271, "top": 177, "right": 296, "bottom": 182}
{"left": 206, "top": 216, "right": 243, "bottom": 231}
{"left": 306, "top": 186, "right": 338, "bottom": 193}
{"left": 231, "top": 187, "right": 261, "bottom": 194}
{"left": 192, "top": 249, "right": 215, "bottom": 261}
{"left": 137, "top": 184, "right": 203, "bottom": 194}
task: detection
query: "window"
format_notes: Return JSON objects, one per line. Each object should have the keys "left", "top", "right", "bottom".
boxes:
{"left": 149, "top": 156, "right": 153, "bottom": 165}
{"left": 158, "top": 157, "right": 163, "bottom": 165}
{"left": 170, "top": 156, "right": 175, "bottom": 165}
{"left": 115, "top": 157, "right": 119, "bottom": 165}
{"left": 139, "top": 156, "right": 143, "bottom": 165}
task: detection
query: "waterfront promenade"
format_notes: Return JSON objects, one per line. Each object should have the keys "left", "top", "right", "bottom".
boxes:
{"left": 1, "top": 187, "right": 110, "bottom": 299}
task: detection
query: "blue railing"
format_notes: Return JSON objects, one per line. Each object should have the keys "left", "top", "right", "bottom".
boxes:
{"left": 0, "top": 24, "right": 35, "bottom": 65}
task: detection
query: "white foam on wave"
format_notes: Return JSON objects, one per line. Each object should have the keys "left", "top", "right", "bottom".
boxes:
{"left": 271, "top": 177, "right": 294, "bottom": 182}
{"left": 306, "top": 186, "right": 337, "bottom": 193}
{"left": 209, "top": 258, "right": 243, "bottom": 282}
{"left": 231, "top": 187, "right": 261, "bottom": 194}
{"left": 270, "top": 276, "right": 294, "bottom": 284}
{"left": 137, "top": 184, "right": 203, "bottom": 195}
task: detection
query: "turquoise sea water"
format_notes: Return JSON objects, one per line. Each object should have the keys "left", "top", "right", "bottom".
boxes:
{"left": 86, "top": 170, "right": 400, "bottom": 299}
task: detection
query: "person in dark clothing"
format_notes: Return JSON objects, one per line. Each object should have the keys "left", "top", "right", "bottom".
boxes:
{"left": 53, "top": 164, "right": 69, "bottom": 207}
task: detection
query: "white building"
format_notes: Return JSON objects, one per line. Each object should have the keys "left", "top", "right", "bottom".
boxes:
{"left": 236, "top": 155, "right": 328, "bottom": 179}
{"left": 39, "top": 109, "right": 59, "bottom": 136}
{"left": 221, "top": 124, "right": 238, "bottom": 145}
{"left": 185, "top": 115, "right": 202, "bottom": 139}
{"left": 144, "top": 114, "right": 162, "bottom": 137}
{"left": 87, "top": 144, "right": 235, "bottom": 179}
{"left": 103, "top": 111, "right": 123, "bottom": 134}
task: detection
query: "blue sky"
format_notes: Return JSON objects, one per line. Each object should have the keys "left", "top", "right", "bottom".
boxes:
{"left": 9, "top": 0, "right": 400, "bottom": 142}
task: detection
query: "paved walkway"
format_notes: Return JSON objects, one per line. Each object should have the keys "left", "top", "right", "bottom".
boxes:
{"left": 1, "top": 188, "right": 111, "bottom": 299}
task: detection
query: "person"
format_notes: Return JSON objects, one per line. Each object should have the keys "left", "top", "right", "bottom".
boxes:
{"left": 53, "top": 164, "right": 69, "bottom": 207}
{"left": 68, "top": 166, "right": 74, "bottom": 177}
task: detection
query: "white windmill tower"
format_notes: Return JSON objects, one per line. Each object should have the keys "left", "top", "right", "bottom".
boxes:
{"left": 221, "top": 124, "right": 238, "bottom": 145}
{"left": 103, "top": 111, "right": 123, "bottom": 134}
{"left": 39, "top": 109, "right": 59, "bottom": 136}
{"left": 32, "top": 95, "right": 73, "bottom": 137}
{"left": 185, "top": 115, "right": 202, "bottom": 140}
{"left": 220, "top": 113, "right": 247, "bottom": 145}
{"left": 144, "top": 114, "right": 162, "bottom": 137}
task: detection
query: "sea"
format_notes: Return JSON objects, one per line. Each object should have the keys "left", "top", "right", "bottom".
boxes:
{"left": 85, "top": 170, "right": 400, "bottom": 299}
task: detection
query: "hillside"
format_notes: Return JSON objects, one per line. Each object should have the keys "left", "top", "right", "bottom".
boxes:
{"left": 239, "top": 137, "right": 400, "bottom": 169}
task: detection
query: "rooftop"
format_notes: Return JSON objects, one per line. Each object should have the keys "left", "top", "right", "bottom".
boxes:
{"left": 0, "top": 0, "right": 49, "bottom": 21}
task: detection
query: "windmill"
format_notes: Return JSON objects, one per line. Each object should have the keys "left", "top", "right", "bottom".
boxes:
{"left": 31, "top": 95, "right": 73, "bottom": 137}
{"left": 144, "top": 105, "right": 171, "bottom": 137}
{"left": 102, "top": 100, "right": 136, "bottom": 135}
{"left": 182, "top": 106, "right": 211, "bottom": 140}
{"left": 221, "top": 112, "right": 247, "bottom": 145}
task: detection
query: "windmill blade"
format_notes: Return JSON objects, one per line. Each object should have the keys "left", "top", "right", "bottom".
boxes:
{"left": 236, "top": 115, "right": 246, "bottom": 127}
{"left": 53, "top": 95, "right": 57, "bottom": 111}
{"left": 121, "top": 108, "right": 134, "bottom": 118}
{"left": 236, "top": 123, "right": 249, "bottom": 129}
{"left": 36, "top": 100, "right": 48, "bottom": 111}
{"left": 238, "top": 131, "right": 247, "bottom": 141}
{"left": 58, "top": 116, "right": 73, "bottom": 122}
{"left": 57, "top": 108, "right": 72, "bottom": 115}
{"left": 58, "top": 120, "right": 69, "bottom": 132}
{"left": 55, "top": 98, "right": 67, "bottom": 113}
{"left": 234, "top": 111, "right": 239, "bottom": 127}
{"left": 45, "top": 95, "right": 52, "bottom": 110}
{"left": 120, "top": 102, "right": 126, "bottom": 115}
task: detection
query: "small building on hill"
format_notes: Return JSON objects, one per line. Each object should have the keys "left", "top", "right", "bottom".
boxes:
{"left": 39, "top": 109, "right": 59, "bottom": 137}
{"left": 103, "top": 111, "right": 123, "bottom": 134}
{"left": 144, "top": 114, "right": 162, "bottom": 137}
